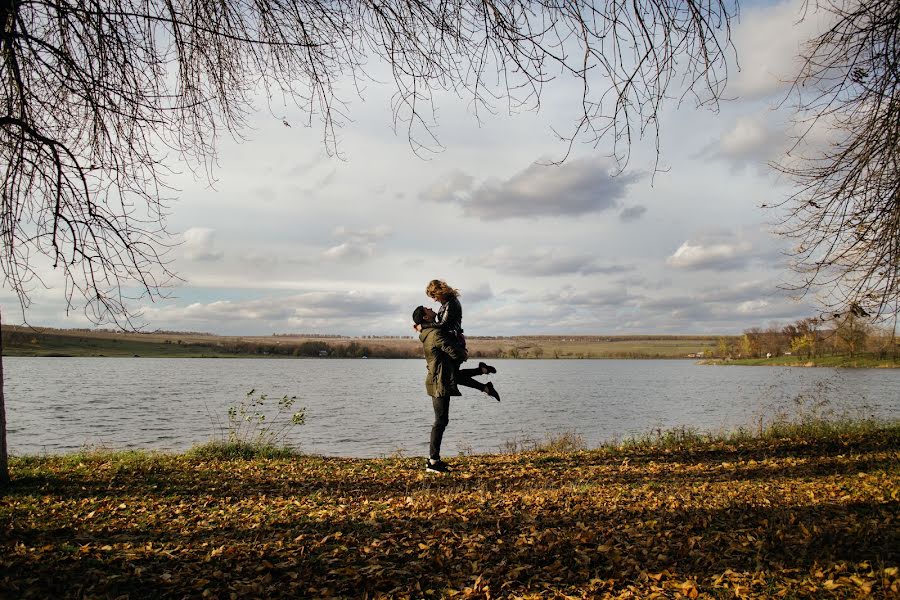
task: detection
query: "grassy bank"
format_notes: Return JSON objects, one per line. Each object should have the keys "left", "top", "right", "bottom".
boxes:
{"left": 2, "top": 423, "right": 898, "bottom": 598}
{"left": 704, "top": 354, "right": 900, "bottom": 368}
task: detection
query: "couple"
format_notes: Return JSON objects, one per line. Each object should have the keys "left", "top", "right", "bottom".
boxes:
{"left": 412, "top": 280, "right": 500, "bottom": 474}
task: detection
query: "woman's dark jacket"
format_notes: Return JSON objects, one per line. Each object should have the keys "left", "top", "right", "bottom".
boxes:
{"left": 437, "top": 296, "right": 463, "bottom": 333}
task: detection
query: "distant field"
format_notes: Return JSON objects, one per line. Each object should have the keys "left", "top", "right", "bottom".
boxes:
{"left": 466, "top": 335, "right": 719, "bottom": 359}
{"left": 1, "top": 326, "right": 722, "bottom": 359}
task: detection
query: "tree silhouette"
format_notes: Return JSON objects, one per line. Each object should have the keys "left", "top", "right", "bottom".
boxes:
{"left": 776, "top": 0, "right": 900, "bottom": 323}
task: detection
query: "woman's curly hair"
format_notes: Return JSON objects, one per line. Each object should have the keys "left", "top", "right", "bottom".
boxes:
{"left": 426, "top": 279, "right": 459, "bottom": 300}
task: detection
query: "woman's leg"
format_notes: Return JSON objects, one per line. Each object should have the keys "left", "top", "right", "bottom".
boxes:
{"left": 457, "top": 372, "right": 500, "bottom": 401}
{"left": 456, "top": 372, "right": 486, "bottom": 392}
{"left": 458, "top": 364, "right": 498, "bottom": 376}
{"left": 457, "top": 367, "right": 483, "bottom": 378}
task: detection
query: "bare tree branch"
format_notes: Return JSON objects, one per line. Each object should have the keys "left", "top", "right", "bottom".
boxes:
{"left": 775, "top": 0, "right": 900, "bottom": 321}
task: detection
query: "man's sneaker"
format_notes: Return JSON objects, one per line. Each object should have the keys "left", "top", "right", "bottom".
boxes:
{"left": 426, "top": 459, "right": 450, "bottom": 473}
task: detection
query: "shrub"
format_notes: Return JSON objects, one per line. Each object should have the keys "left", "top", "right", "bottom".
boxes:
{"left": 200, "top": 389, "right": 306, "bottom": 458}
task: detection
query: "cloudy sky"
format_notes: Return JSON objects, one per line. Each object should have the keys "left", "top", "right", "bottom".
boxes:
{"left": 8, "top": 0, "right": 837, "bottom": 337}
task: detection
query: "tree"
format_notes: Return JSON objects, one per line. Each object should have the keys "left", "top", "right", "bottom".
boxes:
{"left": 0, "top": 0, "right": 738, "bottom": 485}
{"left": 833, "top": 311, "right": 869, "bottom": 357}
{"left": 716, "top": 336, "right": 729, "bottom": 358}
{"left": 794, "top": 317, "right": 822, "bottom": 358}
{"left": 776, "top": 0, "right": 900, "bottom": 321}
{"left": 741, "top": 328, "right": 762, "bottom": 358}
{"left": 0, "top": 307, "right": 5, "bottom": 484}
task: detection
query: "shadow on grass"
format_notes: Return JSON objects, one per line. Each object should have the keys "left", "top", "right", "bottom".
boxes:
{"left": 3, "top": 496, "right": 898, "bottom": 598}
{"left": 3, "top": 433, "right": 898, "bottom": 597}
{"left": 4, "top": 430, "right": 899, "bottom": 503}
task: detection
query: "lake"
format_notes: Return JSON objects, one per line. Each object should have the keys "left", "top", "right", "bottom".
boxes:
{"left": 3, "top": 357, "right": 899, "bottom": 457}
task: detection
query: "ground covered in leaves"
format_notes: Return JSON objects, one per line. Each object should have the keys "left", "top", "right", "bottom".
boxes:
{"left": 2, "top": 430, "right": 899, "bottom": 599}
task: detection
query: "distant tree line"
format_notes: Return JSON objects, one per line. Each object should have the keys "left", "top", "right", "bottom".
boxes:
{"left": 211, "top": 340, "right": 421, "bottom": 359}
{"left": 715, "top": 315, "right": 898, "bottom": 360}
{"left": 272, "top": 333, "right": 349, "bottom": 339}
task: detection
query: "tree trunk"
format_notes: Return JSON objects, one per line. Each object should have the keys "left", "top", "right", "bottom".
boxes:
{"left": 1, "top": 308, "right": 8, "bottom": 486}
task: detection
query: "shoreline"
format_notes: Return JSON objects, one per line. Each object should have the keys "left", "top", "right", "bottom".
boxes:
{"left": 700, "top": 357, "right": 900, "bottom": 368}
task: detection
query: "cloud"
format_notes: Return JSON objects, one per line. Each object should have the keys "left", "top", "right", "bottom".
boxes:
{"left": 704, "top": 107, "right": 844, "bottom": 173}
{"left": 539, "top": 285, "right": 641, "bottom": 309}
{"left": 635, "top": 280, "right": 814, "bottom": 328}
{"left": 703, "top": 279, "right": 795, "bottom": 305}
{"left": 667, "top": 228, "right": 789, "bottom": 272}
{"left": 719, "top": 115, "right": 784, "bottom": 161}
{"left": 322, "top": 226, "right": 391, "bottom": 261}
{"left": 176, "top": 299, "right": 295, "bottom": 323}
{"left": 667, "top": 239, "right": 753, "bottom": 271}
{"left": 619, "top": 205, "right": 647, "bottom": 222}
{"left": 700, "top": 112, "right": 795, "bottom": 172}
{"left": 236, "top": 253, "right": 311, "bottom": 269}
{"left": 181, "top": 228, "right": 224, "bottom": 262}
{"left": 421, "top": 157, "right": 642, "bottom": 219}
{"left": 287, "top": 150, "right": 329, "bottom": 176}
{"left": 419, "top": 170, "right": 474, "bottom": 204}
{"left": 144, "top": 290, "right": 401, "bottom": 334}
{"left": 468, "top": 246, "right": 633, "bottom": 277}
{"left": 703, "top": 1, "right": 849, "bottom": 172}
{"left": 253, "top": 185, "right": 277, "bottom": 203}
{"left": 290, "top": 290, "right": 398, "bottom": 317}
{"left": 730, "top": 0, "right": 828, "bottom": 100}
{"left": 463, "top": 283, "right": 494, "bottom": 303}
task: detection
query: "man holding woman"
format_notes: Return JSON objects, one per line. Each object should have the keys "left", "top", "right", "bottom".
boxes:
{"left": 412, "top": 280, "right": 499, "bottom": 473}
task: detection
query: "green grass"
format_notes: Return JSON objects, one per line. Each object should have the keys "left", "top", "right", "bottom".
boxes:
{"left": 614, "top": 418, "right": 899, "bottom": 452}
{"left": 713, "top": 354, "right": 900, "bottom": 368}
{"left": 186, "top": 440, "right": 302, "bottom": 460}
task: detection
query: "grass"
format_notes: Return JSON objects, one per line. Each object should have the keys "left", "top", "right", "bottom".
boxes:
{"left": 2, "top": 420, "right": 898, "bottom": 598}
{"left": 710, "top": 354, "right": 900, "bottom": 368}
{"left": 614, "top": 418, "right": 897, "bottom": 452}
{"left": 186, "top": 440, "right": 302, "bottom": 460}
{"left": 501, "top": 430, "right": 588, "bottom": 454}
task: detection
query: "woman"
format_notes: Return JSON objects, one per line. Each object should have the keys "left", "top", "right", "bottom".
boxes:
{"left": 426, "top": 279, "right": 500, "bottom": 401}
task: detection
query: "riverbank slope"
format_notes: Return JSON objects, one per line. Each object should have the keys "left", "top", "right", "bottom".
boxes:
{"left": 2, "top": 426, "right": 898, "bottom": 598}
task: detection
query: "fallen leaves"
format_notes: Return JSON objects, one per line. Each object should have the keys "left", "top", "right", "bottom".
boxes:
{"left": 1, "top": 433, "right": 898, "bottom": 598}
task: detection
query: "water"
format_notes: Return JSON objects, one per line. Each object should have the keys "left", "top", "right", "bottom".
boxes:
{"left": 3, "top": 358, "right": 899, "bottom": 457}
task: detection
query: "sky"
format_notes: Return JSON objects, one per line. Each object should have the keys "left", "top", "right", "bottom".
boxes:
{"left": 5, "top": 0, "right": 839, "bottom": 337}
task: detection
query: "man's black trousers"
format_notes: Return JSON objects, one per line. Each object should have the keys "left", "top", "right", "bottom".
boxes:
{"left": 430, "top": 395, "right": 450, "bottom": 460}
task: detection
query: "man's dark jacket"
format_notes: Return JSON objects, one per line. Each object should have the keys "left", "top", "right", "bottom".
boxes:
{"left": 418, "top": 324, "right": 466, "bottom": 397}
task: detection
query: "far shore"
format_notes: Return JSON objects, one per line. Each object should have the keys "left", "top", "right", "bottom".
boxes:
{"left": 3, "top": 325, "right": 898, "bottom": 366}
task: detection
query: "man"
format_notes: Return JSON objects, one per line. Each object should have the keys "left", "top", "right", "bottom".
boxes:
{"left": 413, "top": 305, "right": 499, "bottom": 474}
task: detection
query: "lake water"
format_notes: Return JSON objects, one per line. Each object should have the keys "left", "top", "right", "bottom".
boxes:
{"left": 3, "top": 358, "right": 899, "bottom": 457}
